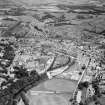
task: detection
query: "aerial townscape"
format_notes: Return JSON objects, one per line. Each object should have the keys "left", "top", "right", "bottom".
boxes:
{"left": 0, "top": 0, "right": 105, "bottom": 105}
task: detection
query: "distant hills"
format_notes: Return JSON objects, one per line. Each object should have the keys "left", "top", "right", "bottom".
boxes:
{"left": 0, "top": 0, "right": 105, "bottom": 8}
{"left": 12, "top": 0, "right": 105, "bottom": 6}
{"left": 0, "top": 0, "right": 21, "bottom": 8}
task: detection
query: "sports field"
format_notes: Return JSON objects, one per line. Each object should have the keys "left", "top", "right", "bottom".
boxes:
{"left": 27, "top": 78, "right": 77, "bottom": 105}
